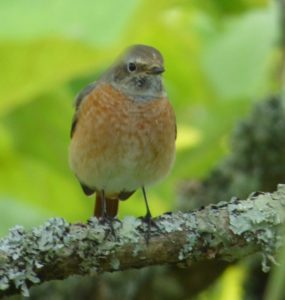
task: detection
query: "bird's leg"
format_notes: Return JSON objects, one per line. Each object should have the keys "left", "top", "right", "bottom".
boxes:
{"left": 140, "top": 186, "right": 160, "bottom": 243}
{"left": 142, "top": 186, "right": 152, "bottom": 219}
{"left": 101, "top": 189, "right": 107, "bottom": 217}
{"left": 97, "top": 190, "right": 117, "bottom": 240}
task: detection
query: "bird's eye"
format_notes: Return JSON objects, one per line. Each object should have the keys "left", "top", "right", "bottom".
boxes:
{"left": 127, "top": 62, "right": 137, "bottom": 72}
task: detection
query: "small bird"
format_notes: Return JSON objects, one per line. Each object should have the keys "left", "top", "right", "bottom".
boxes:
{"left": 69, "top": 44, "right": 176, "bottom": 232}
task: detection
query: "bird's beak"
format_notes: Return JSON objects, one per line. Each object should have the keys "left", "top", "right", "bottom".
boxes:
{"left": 148, "top": 65, "right": 165, "bottom": 75}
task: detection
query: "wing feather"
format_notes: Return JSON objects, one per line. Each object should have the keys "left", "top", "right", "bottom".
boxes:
{"left": 70, "top": 82, "right": 97, "bottom": 138}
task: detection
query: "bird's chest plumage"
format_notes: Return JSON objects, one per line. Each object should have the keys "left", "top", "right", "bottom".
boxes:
{"left": 69, "top": 83, "right": 176, "bottom": 194}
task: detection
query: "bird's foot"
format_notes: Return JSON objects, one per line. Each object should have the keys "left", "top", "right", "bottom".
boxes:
{"left": 139, "top": 213, "right": 160, "bottom": 244}
{"left": 98, "top": 215, "right": 121, "bottom": 241}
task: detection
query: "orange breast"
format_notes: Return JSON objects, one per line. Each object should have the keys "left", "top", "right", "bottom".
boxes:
{"left": 69, "top": 83, "right": 176, "bottom": 195}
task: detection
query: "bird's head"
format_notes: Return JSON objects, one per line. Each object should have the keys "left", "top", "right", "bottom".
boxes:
{"left": 102, "top": 45, "right": 166, "bottom": 100}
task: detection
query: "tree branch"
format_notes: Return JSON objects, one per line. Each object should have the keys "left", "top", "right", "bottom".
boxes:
{"left": 1, "top": 185, "right": 285, "bottom": 298}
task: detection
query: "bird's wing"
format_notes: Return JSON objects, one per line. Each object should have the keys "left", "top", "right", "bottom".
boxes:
{"left": 70, "top": 82, "right": 97, "bottom": 138}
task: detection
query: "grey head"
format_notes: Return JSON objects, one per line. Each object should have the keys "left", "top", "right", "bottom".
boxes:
{"left": 101, "top": 44, "right": 166, "bottom": 100}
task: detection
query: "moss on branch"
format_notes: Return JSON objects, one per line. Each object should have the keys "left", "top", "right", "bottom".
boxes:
{"left": 1, "top": 185, "right": 285, "bottom": 298}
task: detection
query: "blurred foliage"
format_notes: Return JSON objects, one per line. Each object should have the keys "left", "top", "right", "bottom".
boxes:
{"left": 0, "top": 0, "right": 283, "bottom": 299}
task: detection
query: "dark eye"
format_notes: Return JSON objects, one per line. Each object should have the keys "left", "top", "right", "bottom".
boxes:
{"left": 127, "top": 62, "right": 137, "bottom": 72}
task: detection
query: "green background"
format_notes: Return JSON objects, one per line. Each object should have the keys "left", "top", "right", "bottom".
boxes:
{"left": 0, "top": 0, "right": 282, "bottom": 299}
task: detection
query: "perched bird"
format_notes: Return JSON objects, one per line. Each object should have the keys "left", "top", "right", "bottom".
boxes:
{"left": 69, "top": 44, "right": 176, "bottom": 230}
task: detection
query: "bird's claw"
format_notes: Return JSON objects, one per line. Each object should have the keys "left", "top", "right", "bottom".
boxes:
{"left": 98, "top": 215, "right": 121, "bottom": 241}
{"left": 139, "top": 213, "right": 161, "bottom": 244}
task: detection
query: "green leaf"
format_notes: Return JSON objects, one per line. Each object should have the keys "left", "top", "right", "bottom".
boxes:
{"left": 0, "top": 149, "right": 92, "bottom": 220}
{"left": 192, "top": 0, "right": 268, "bottom": 16}
{"left": 202, "top": 8, "right": 277, "bottom": 99}
{"left": 2, "top": 88, "right": 74, "bottom": 175}
{"left": 0, "top": 38, "right": 115, "bottom": 116}
{"left": 0, "top": 0, "right": 139, "bottom": 45}
{"left": 0, "top": 0, "right": 140, "bottom": 115}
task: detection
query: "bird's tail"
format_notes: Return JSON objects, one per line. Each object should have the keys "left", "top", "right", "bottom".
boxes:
{"left": 94, "top": 192, "right": 119, "bottom": 218}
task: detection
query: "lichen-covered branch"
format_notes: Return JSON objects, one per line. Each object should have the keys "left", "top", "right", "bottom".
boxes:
{"left": 1, "top": 185, "right": 285, "bottom": 298}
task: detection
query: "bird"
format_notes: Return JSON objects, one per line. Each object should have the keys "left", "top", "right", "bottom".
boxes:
{"left": 69, "top": 44, "right": 176, "bottom": 235}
